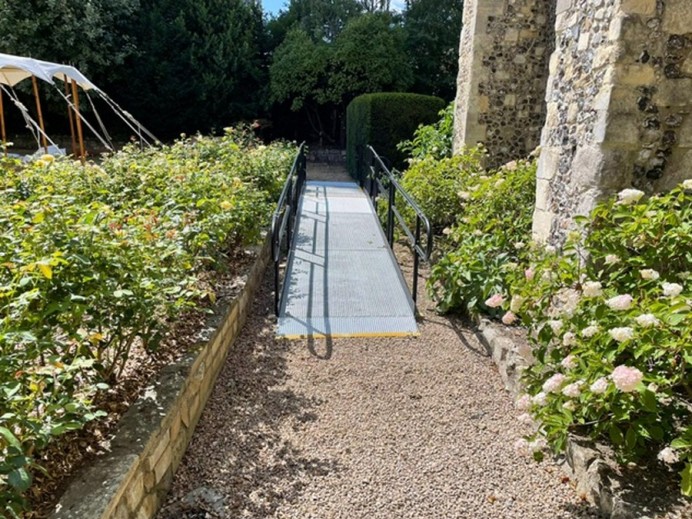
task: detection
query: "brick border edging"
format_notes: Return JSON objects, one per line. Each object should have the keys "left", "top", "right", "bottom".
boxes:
{"left": 52, "top": 236, "right": 271, "bottom": 519}
{"left": 476, "top": 319, "right": 646, "bottom": 519}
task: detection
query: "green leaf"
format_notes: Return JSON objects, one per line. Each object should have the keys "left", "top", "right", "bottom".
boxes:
{"left": 609, "top": 425, "right": 624, "bottom": 446}
{"left": 0, "top": 427, "right": 21, "bottom": 450}
{"left": 682, "top": 463, "right": 692, "bottom": 497}
{"left": 625, "top": 427, "right": 637, "bottom": 450}
{"left": 7, "top": 467, "right": 31, "bottom": 492}
{"left": 641, "top": 390, "right": 657, "bottom": 413}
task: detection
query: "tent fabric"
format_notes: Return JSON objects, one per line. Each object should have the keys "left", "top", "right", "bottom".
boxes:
{"left": 0, "top": 52, "right": 54, "bottom": 86}
{"left": 0, "top": 52, "right": 97, "bottom": 91}
{"left": 36, "top": 60, "right": 98, "bottom": 91}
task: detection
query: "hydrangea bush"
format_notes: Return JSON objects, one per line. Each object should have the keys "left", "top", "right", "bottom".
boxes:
{"left": 427, "top": 158, "right": 537, "bottom": 316}
{"left": 503, "top": 180, "right": 692, "bottom": 495}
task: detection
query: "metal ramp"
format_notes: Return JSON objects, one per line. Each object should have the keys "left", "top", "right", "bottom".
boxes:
{"left": 276, "top": 181, "right": 419, "bottom": 339}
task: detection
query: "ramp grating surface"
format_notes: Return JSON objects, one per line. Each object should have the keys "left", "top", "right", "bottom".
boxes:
{"left": 277, "top": 181, "right": 418, "bottom": 338}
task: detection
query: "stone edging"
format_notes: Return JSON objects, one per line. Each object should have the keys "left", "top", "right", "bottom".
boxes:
{"left": 52, "top": 236, "right": 271, "bottom": 519}
{"left": 476, "top": 319, "right": 645, "bottom": 519}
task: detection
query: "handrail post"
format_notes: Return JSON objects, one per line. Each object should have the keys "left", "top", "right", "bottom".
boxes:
{"left": 413, "top": 216, "right": 421, "bottom": 303}
{"left": 387, "top": 175, "right": 395, "bottom": 247}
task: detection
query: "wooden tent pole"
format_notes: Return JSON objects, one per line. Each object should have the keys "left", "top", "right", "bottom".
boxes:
{"left": 32, "top": 76, "right": 48, "bottom": 153}
{"left": 64, "top": 79, "right": 78, "bottom": 157}
{"left": 71, "top": 80, "right": 85, "bottom": 163}
{"left": 0, "top": 89, "right": 7, "bottom": 157}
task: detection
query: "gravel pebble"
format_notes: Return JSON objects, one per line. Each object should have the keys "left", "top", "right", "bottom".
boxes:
{"left": 157, "top": 260, "right": 614, "bottom": 519}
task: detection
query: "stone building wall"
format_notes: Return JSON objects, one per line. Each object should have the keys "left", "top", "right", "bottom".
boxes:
{"left": 453, "top": 0, "right": 555, "bottom": 168}
{"left": 533, "top": 0, "right": 692, "bottom": 243}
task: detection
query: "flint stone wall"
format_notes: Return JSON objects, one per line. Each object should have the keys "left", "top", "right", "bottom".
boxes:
{"left": 453, "top": 0, "right": 555, "bottom": 169}
{"left": 533, "top": 0, "right": 692, "bottom": 244}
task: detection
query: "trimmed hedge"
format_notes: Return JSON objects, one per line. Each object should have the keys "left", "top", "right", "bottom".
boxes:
{"left": 346, "top": 93, "right": 445, "bottom": 180}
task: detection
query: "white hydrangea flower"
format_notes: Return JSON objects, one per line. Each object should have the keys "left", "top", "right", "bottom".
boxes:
{"left": 604, "top": 254, "right": 620, "bottom": 265}
{"left": 562, "top": 381, "right": 583, "bottom": 398}
{"left": 606, "top": 294, "right": 633, "bottom": 311}
{"left": 514, "top": 241, "right": 525, "bottom": 250}
{"left": 543, "top": 373, "right": 566, "bottom": 394}
{"left": 590, "top": 377, "right": 609, "bottom": 394}
{"left": 617, "top": 188, "right": 645, "bottom": 205}
{"left": 582, "top": 281, "right": 603, "bottom": 298}
{"left": 581, "top": 324, "right": 600, "bottom": 338}
{"left": 640, "top": 269, "right": 660, "bottom": 280}
{"left": 682, "top": 179, "right": 692, "bottom": 190}
{"left": 662, "top": 282, "right": 683, "bottom": 297}
{"left": 657, "top": 447, "right": 679, "bottom": 465}
{"left": 562, "top": 332, "right": 577, "bottom": 347}
{"left": 561, "top": 354, "right": 578, "bottom": 370}
{"left": 532, "top": 392, "right": 548, "bottom": 406}
{"left": 609, "top": 327, "right": 635, "bottom": 342}
{"left": 510, "top": 295, "right": 525, "bottom": 313}
{"left": 529, "top": 437, "right": 548, "bottom": 453}
{"left": 563, "top": 401, "right": 576, "bottom": 411}
{"left": 516, "top": 394, "right": 531, "bottom": 411}
{"left": 548, "top": 320, "right": 563, "bottom": 333}
{"left": 458, "top": 191, "right": 471, "bottom": 200}
{"left": 635, "top": 313, "right": 660, "bottom": 328}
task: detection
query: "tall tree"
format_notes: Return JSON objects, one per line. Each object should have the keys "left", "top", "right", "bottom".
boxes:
{"left": 119, "top": 0, "right": 266, "bottom": 135}
{"left": 267, "top": 0, "right": 363, "bottom": 45}
{"left": 269, "top": 11, "right": 412, "bottom": 143}
{"left": 404, "top": 0, "right": 463, "bottom": 100}
{"left": 0, "top": 0, "right": 139, "bottom": 85}
{"left": 329, "top": 12, "right": 412, "bottom": 105}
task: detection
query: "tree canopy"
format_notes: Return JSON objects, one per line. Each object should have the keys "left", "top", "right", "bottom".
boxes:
{"left": 0, "top": 0, "right": 463, "bottom": 141}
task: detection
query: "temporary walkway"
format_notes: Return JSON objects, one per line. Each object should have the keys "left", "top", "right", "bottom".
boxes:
{"left": 276, "top": 180, "right": 418, "bottom": 338}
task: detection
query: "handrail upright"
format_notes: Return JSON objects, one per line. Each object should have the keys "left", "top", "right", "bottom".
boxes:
{"left": 365, "top": 145, "right": 433, "bottom": 305}
{"left": 271, "top": 142, "right": 306, "bottom": 316}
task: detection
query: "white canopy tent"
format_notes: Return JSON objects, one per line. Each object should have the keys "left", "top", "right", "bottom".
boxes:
{"left": 0, "top": 52, "right": 158, "bottom": 160}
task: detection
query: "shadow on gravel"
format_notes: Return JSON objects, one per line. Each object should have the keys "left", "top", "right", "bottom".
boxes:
{"left": 159, "top": 280, "right": 341, "bottom": 518}
{"left": 422, "top": 313, "right": 489, "bottom": 358}
{"left": 307, "top": 336, "right": 334, "bottom": 360}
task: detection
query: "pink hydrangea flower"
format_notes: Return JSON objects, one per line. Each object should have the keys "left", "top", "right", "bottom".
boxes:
{"left": 485, "top": 294, "right": 506, "bottom": 308}
{"left": 532, "top": 392, "right": 548, "bottom": 406}
{"left": 606, "top": 294, "right": 633, "bottom": 311}
{"left": 502, "top": 311, "right": 518, "bottom": 325}
{"left": 611, "top": 365, "right": 643, "bottom": 393}
{"left": 525, "top": 268, "right": 535, "bottom": 281}
{"left": 542, "top": 373, "right": 566, "bottom": 394}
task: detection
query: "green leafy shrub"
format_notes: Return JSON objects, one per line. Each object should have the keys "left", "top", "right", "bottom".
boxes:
{"left": 346, "top": 92, "right": 445, "bottom": 180}
{"left": 0, "top": 129, "right": 295, "bottom": 514}
{"left": 398, "top": 102, "right": 454, "bottom": 162}
{"left": 428, "top": 158, "right": 537, "bottom": 316}
{"left": 398, "top": 147, "right": 485, "bottom": 233}
{"left": 503, "top": 181, "right": 692, "bottom": 496}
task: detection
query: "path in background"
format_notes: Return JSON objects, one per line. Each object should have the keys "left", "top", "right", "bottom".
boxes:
{"left": 306, "top": 161, "right": 352, "bottom": 183}
{"left": 158, "top": 250, "right": 603, "bottom": 519}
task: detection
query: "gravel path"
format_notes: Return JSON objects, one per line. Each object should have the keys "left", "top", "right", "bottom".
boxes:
{"left": 158, "top": 250, "right": 610, "bottom": 519}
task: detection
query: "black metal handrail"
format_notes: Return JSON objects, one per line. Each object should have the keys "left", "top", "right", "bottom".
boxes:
{"left": 365, "top": 145, "right": 433, "bottom": 304}
{"left": 271, "top": 142, "right": 307, "bottom": 315}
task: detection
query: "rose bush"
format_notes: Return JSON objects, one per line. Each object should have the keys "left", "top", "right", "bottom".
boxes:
{"left": 0, "top": 128, "right": 295, "bottom": 514}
